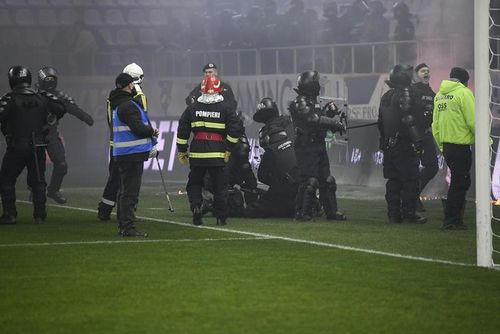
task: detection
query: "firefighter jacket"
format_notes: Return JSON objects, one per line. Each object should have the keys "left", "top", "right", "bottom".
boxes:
{"left": 432, "top": 80, "right": 475, "bottom": 152}
{"left": 176, "top": 98, "right": 241, "bottom": 167}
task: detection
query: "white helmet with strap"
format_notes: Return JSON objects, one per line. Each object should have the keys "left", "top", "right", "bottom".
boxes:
{"left": 123, "top": 62, "right": 144, "bottom": 85}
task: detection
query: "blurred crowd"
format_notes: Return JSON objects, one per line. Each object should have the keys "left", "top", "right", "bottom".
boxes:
{"left": 1, "top": 1, "right": 419, "bottom": 52}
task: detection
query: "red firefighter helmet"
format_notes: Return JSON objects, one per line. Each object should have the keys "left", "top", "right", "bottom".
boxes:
{"left": 201, "top": 75, "right": 222, "bottom": 94}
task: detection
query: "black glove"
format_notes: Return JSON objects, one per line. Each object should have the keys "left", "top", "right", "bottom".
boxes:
{"left": 412, "top": 141, "right": 424, "bottom": 155}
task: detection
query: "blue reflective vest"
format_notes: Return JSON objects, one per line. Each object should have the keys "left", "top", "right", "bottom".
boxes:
{"left": 112, "top": 100, "right": 154, "bottom": 157}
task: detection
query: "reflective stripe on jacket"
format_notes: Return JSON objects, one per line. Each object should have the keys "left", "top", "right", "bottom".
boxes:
{"left": 112, "top": 100, "right": 153, "bottom": 156}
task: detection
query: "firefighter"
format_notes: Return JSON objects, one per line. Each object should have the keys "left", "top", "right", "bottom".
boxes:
{"left": 378, "top": 64, "right": 427, "bottom": 224}
{"left": 37, "top": 66, "right": 94, "bottom": 204}
{"left": 185, "top": 63, "right": 237, "bottom": 112}
{"left": 289, "top": 71, "right": 347, "bottom": 221}
{"left": 176, "top": 74, "right": 241, "bottom": 226}
{"left": 0, "top": 66, "right": 65, "bottom": 224}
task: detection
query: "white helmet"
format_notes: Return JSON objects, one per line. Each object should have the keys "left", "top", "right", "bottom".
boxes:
{"left": 123, "top": 62, "right": 144, "bottom": 84}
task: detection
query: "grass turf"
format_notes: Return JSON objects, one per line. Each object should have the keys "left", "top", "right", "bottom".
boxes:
{"left": 0, "top": 187, "right": 499, "bottom": 334}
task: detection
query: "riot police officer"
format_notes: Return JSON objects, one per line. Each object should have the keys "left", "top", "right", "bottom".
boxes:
{"left": 411, "top": 63, "right": 438, "bottom": 211}
{"left": 245, "top": 97, "right": 298, "bottom": 218}
{"left": 378, "top": 64, "right": 427, "bottom": 224}
{"left": 289, "top": 71, "right": 347, "bottom": 221}
{"left": 0, "top": 66, "right": 65, "bottom": 224}
{"left": 97, "top": 63, "right": 150, "bottom": 221}
{"left": 185, "top": 63, "right": 237, "bottom": 112}
{"left": 37, "top": 66, "right": 94, "bottom": 204}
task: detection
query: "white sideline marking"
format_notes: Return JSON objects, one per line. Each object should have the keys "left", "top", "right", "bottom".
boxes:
{"left": 0, "top": 237, "right": 271, "bottom": 248}
{"left": 17, "top": 201, "right": 474, "bottom": 267}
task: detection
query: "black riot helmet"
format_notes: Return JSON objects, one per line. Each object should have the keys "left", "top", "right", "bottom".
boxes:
{"left": 38, "top": 66, "right": 58, "bottom": 90}
{"left": 254, "top": 97, "right": 279, "bottom": 124}
{"left": 296, "top": 70, "right": 321, "bottom": 97}
{"left": 8, "top": 66, "right": 32, "bottom": 89}
{"left": 388, "top": 64, "right": 413, "bottom": 88}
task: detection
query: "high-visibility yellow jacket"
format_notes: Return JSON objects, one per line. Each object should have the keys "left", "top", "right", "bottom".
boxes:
{"left": 432, "top": 79, "right": 475, "bottom": 151}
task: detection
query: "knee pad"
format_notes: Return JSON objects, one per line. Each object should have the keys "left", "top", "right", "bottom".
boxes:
{"left": 304, "top": 178, "right": 318, "bottom": 196}
{"left": 306, "top": 177, "right": 319, "bottom": 189}
{"left": 325, "top": 175, "right": 337, "bottom": 192}
{"left": 55, "top": 161, "right": 68, "bottom": 175}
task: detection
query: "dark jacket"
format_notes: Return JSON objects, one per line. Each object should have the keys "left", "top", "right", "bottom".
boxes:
{"left": 411, "top": 82, "right": 435, "bottom": 132}
{"left": 108, "top": 88, "right": 155, "bottom": 162}
{"left": 0, "top": 84, "right": 65, "bottom": 148}
{"left": 177, "top": 97, "right": 241, "bottom": 167}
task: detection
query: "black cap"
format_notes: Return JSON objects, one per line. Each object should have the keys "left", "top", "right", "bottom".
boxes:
{"left": 449, "top": 67, "right": 469, "bottom": 84}
{"left": 202, "top": 63, "right": 217, "bottom": 72}
{"left": 415, "top": 63, "right": 429, "bottom": 73}
{"left": 115, "top": 73, "right": 134, "bottom": 89}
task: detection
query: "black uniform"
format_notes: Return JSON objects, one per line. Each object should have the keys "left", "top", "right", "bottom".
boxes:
{"left": 43, "top": 88, "right": 93, "bottom": 203}
{"left": 289, "top": 71, "right": 346, "bottom": 221}
{"left": 36, "top": 66, "right": 93, "bottom": 204}
{"left": 185, "top": 81, "right": 237, "bottom": 112}
{"left": 0, "top": 69, "right": 65, "bottom": 224}
{"left": 177, "top": 94, "right": 241, "bottom": 225}
{"left": 411, "top": 81, "right": 438, "bottom": 199}
{"left": 246, "top": 113, "right": 298, "bottom": 218}
{"left": 377, "top": 64, "right": 426, "bottom": 224}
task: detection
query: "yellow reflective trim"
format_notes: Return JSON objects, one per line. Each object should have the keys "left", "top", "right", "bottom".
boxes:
{"left": 188, "top": 152, "right": 225, "bottom": 159}
{"left": 226, "top": 135, "right": 239, "bottom": 143}
{"left": 134, "top": 93, "right": 148, "bottom": 111}
{"left": 191, "top": 121, "right": 226, "bottom": 129}
{"left": 176, "top": 137, "right": 188, "bottom": 145}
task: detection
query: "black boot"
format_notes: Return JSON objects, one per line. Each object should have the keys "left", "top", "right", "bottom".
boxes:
{"left": 97, "top": 201, "right": 113, "bottom": 221}
{"left": 120, "top": 228, "right": 148, "bottom": 237}
{"left": 216, "top": 217, "right": 226, "bottom": 226}
{"left": 0, "top": 214, "right": 16, "bottom": 225}
{"left": 34, "top": 217, "right": 45, "bottom": 224}
{"left": 47, "top": 190, "right": 67, "bottom": 204}
{"left": 295, "top": 178, "right": 317, "bottom": 222}
{"left": 402, "top": 213, "right": 427, "bottom": 224}
{"left": 193, "top": 205, "right": 203, "bottom": 226}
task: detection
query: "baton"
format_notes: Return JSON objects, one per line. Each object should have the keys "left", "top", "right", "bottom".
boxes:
{"left": 155, "top": 155, "right": 174, "bottom": 212}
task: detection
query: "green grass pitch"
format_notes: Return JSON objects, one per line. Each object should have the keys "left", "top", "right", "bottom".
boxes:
{"left": 0, "top": 186, "right": 499, "bottom": 334}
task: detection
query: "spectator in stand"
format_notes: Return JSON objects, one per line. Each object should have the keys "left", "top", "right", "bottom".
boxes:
{"left": 261, "top": 0, "right": 282, "bottom": 47}
{"left": 392, "top": 1, "right": 416, "bottom": 64}
{"left": 353, "top": 0, "right": 390, "bottom": 72}
{"left": 240, "top": 6, "right": 266, "bottom": 48}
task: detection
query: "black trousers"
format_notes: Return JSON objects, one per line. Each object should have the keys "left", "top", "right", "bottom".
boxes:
{"left": 442, "top": 143, "right": 472, "bottom": 224}
{"left": 0, "top": 146, "right": 46, "bottom": 218}
{"left": 116, "top": 160, "right": 144, "bottom": 229}
{"left": 383, "top": 141, "right": 419, "bottom": 218}
{"left": 418, "top": 131, "right": 439, "bottom": 193}
{"left": 46, "top": 128, "right": 67, "bottom": 193}
{"left": 295, "top": 142, "right": 338, "bottom": 216}
{"left": 99, "top": 150, "right": 120, "bottom": 209}
{"left": 187, "top": 165, "right": 228, "bottom": 218}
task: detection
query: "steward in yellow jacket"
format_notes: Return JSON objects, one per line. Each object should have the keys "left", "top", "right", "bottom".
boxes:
{"left": 431, "top": 67, "right": 474, "bottom": 230}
